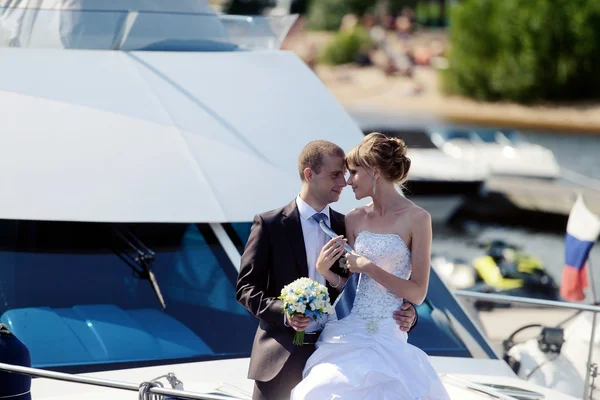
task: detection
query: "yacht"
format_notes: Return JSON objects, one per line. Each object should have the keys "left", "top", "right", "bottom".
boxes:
{"left": 0, "top": 2, "right": 579, "bottom": 399}
{"left": 429, "top": 127, "right": 561, "bottom": 180}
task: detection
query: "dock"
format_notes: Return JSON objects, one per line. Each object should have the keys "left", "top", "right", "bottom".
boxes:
{"left": 448, "top": 173, "right": 600, "bottom": 231}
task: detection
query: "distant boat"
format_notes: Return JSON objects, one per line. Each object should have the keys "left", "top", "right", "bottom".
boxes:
{"left": 430, "top": 127, "right": 561, "bottom": 180}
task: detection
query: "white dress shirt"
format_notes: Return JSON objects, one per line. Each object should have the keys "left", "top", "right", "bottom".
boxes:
{"left": 296, "top": 195, "right": 330, "bottom": 288}
{"left": 292, "top": 195, "right": 331, "bottom": 332}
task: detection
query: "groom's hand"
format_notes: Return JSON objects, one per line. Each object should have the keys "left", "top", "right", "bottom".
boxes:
{"left": 393, "top": 302, "right": 416, "bottom": 332}
{"left": 286, "top": 312, "right": 310, "bottom": 332}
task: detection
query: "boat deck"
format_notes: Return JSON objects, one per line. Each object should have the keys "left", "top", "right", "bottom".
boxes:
{"left": 446, "top": 170, "right": 600, "bottom": 230}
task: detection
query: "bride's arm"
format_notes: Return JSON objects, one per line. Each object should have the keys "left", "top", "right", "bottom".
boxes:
{"left": 346, "top": 209, "right": 432, "bottom": 305}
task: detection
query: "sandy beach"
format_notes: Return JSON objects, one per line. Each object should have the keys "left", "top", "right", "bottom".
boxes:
{"left": 285, "top": 30, "right": 600, "bottom": 134}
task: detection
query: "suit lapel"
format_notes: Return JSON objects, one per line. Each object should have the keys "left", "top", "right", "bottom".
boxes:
{"left": 282, "top": 200, "right": 309, "bottom": 278}
{"left": 329, "top": 209, "right": 345, "bottom": 237}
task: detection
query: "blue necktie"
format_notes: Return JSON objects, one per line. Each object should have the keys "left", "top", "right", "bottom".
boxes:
{"left": 312, "top": 213, "right": 359, "bottom": 320}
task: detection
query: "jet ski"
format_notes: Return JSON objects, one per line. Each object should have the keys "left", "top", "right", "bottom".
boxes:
{"left": 467, "top": 240, "right": 562, "bottom": 310}
{"left": 434, "top": 240, "right": 562, "bottom": 311}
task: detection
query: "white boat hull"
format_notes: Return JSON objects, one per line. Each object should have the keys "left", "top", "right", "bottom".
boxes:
{"left": 29, "top": 356, "right": 579, "bottom": 400}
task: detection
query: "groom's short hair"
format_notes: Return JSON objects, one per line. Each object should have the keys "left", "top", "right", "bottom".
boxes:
{"left": 298, "top": 140, "right": 345, "bottom": 181}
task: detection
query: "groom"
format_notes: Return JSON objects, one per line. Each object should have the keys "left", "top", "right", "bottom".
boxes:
{"left": 236, "top": 140, "right": 418, "bottom": 400}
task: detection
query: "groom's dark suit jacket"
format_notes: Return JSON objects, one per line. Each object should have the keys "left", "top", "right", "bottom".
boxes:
{"left": 236, "top": 199, "right": 347, "bottom": 382}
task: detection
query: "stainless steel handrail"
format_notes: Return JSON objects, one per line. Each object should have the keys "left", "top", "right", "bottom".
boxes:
{"left": 561, "top": 167, "right": 600, "bottom": 194}
{"left": 454, "top": 289, "right": 600, "bottom": 400}
{"left": 454, "top": 290, "right": 600, "bottom": 313}
{"left": 0, "top": 362, "right": 238, "bottom": 400}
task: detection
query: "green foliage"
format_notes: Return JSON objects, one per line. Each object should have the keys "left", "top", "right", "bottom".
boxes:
{"left": 412, "top": 1, "right": 447, "bottom": 27}
{"left": 305, "top": 0, "right": 380, "bottom": 31}
{"left": 415, "top": 1, "right": 430, "bottom": 25}
{"left": 306, "top": 0, "right": 403, "bottom": 31}
{"left": 388, "top": 0, "right": 419, "bottom": 16}
{"left": 306, "top": 0, "right": 444, "bottom": 31}
{"left": 306, "top": 0, "right": 353, "bottom": 31}
{"left": 320, "top": 26, "right": 375, "bottom": 65}
{"left": 345, "top": 0, "right": 382, "bottom": 16}
{"left": 443, "top": 0, "right": 600, "bottom": 103}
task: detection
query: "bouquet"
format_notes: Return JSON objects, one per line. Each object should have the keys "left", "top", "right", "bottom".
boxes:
{"left": 279, "top": 277, "right": 334, "bottom": 346}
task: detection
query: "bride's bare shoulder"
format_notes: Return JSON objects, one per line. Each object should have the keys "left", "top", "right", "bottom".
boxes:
{"left": 405, "top": 204, "right": 431, "bottom": 226}
{"left": 344, "top": 206, "right": 369, "bottom": 234}
{"left": 345, "top": 205, "right": 369, "bottom": 221}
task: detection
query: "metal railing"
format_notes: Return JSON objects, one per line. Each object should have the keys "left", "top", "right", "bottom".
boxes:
{"left": 454, "top": 290, "right": 600, "bottom": 400}
{"left": 561, "top": 167, "right": 600, "bottom": 194}
{"left": 0, "top": 362, "right": 241, "bottom": 400}
{"left": 454, "top": 290, "right": 600, "bottom": 313}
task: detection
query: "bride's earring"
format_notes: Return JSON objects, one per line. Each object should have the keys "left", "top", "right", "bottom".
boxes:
{"left": 372, "top": 175, "right": 377, "bottom": 195}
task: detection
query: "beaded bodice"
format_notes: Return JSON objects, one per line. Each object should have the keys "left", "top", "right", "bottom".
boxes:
{"left": 350, "top": 231, "right": 412, "bottom": 322}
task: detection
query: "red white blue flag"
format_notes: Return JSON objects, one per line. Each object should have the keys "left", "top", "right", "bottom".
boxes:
{"left": 561, "top": 194, "right": 600, "bottom": 301}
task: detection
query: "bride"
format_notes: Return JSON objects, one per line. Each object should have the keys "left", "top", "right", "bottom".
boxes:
{"left": 291, "top": 132, "right": 450, "bottom": 400}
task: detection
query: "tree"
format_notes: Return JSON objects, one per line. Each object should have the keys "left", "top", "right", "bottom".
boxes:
{"left": 443, "top": 0, "right": 600, "bottom": 103}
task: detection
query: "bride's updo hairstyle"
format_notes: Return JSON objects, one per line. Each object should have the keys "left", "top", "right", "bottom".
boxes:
{"left": 346, "top": 132, "right": 411, "bottom": 184}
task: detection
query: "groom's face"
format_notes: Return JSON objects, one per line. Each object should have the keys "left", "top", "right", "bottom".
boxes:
{"left": 311, "top": 154, "right": 347, "bottom": 204}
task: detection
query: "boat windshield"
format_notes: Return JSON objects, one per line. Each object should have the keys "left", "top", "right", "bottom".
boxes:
{"left": 475, "top": 129, "right": 525, "bottom": 145}
{"left": 0, "top": 220, "right": 497, "bottom": 373}
{"left": 438, "top": 129, "right": 479, "bottom": 143}
{"left": 0, "top": 8, "right": 296, "bottom": 51}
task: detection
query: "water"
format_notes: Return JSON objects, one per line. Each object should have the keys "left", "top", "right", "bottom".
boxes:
{"left": 432, "top": 129, "right": 600, "bottom": 294}
{"left": 525, "top": 130, "right": 600, "bottom": 180}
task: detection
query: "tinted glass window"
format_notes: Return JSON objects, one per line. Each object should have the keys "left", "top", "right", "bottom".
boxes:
{"left": 475, "top": 129, "right": 524, "bottom": 144}
{"left": 0, "top": 220, "right": 257, "bottom": 371}
{"left": 440, "top": 129, "right": 475, "bottom": 141}
{"left": 0, "top": 8, "right": 294, "bottom": 52}
{"left": 224, "top": 222, "right": 253, "bottom": 254}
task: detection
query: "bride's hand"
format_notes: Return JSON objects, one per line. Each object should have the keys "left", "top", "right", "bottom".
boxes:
{"left": 345, "top": 252, "right": 372, "bottom": 274}
{"left": 316, "top": 236, "right": 347, "bottom": 274}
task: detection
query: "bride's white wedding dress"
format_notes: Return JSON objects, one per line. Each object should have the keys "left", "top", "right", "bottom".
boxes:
{"left": 291, "top": 231, "right": 450, "bottom": 400}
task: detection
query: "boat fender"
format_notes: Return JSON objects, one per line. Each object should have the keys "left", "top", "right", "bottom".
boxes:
{"left": 0, "top": 324, "right": 32, "bottom": 400}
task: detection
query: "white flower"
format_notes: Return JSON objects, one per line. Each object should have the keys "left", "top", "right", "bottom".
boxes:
{"left": 279, "top": 277, "right": 333, "bottom": 319}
